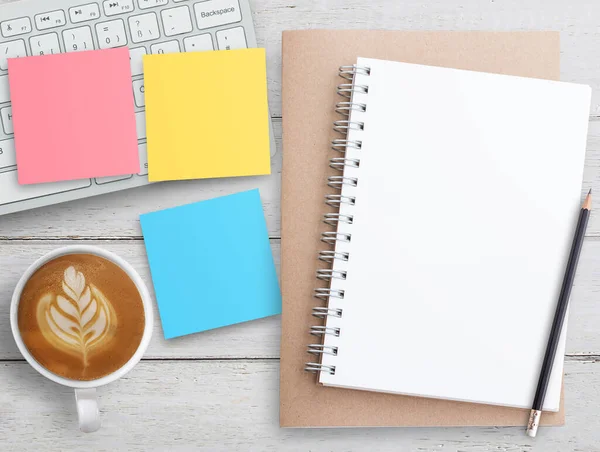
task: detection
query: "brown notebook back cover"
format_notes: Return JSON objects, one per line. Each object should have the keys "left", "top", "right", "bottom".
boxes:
{"left": 280, "top": 30, "right": 564, "bottom": 427}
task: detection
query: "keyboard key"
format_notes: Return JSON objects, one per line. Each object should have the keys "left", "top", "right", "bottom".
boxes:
{"left": 136, "top": 111, "right": 146, "bottom": 139}
{"left": 0, "top": 139, "right": 16, "bottom": 169}
{"left": 0, "top": 39, "right": 27, "bottom": 71}
{"left": 0, "top": 76, "right": 9, "bottom": 104}
{"left": 0, "top": 170, "right": 91, "bottom": 206}
{"left": 194, "top": 0, "right": 241, "bottom": 30}
{"left": 1, "top": 17, "right": 32, "bottom": 38}
{"left": 96, "top": 20, "right": 128, "bottom": 49}
{"left": 139, "top": 0, "right": 169, "bottom": 9}
{"left": 137, "top": 143, "right": 148, "bottom": 176}
{"left": 129, "top": 13, "right": 160, "bottom": 44}
{"left": 30, "top": 33, "right": 61, "bottom": 56}
{"left": 103, "top": 0, "right": 134, "bottom": 16}
{"left": 63, "top": 27, "right": 95, "bottom": 52}
{"left": 133, "top": 80, "right": 145, "bottom": 107}
{"left": 1, "top": 107, "right": 13, "bottom": 135}
{"left": 129, "top": 47, "right": 147, "bottom": 76}
{"left": 34, "top": 10, "right": 67, "bottom": 31}
{"left": 183, "top": 34, "right": 213, "bottom": 52}
{"left": 69, "top": 4, "right": 101, "bottom": 23}
{"left": 95, "top": 174, "right": 133, "bottom": 184}
{"left": 151, "top": 40, "right": 180, "bottom": 54}
{"left": 216, "top": 26, "right": 247, "bottom": 50}
{"left": 162, "top": 6, "right": 193, "bottom": 37}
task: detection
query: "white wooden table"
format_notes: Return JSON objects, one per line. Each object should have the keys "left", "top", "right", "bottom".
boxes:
{"left": 1, "top": 0, "right": 600, "bottom": 450}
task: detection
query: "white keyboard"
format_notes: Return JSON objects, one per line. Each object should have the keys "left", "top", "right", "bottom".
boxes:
{"left": 0, "top": 0, "right": 273, "bottom": 215}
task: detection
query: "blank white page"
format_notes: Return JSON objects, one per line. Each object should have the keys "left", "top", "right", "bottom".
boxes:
{"left": 318, "top": 58, "right": 591, "bottom": 410}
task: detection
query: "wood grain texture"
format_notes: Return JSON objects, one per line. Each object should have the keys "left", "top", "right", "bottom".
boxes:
{"left": 1, "top": 0, "right": 600, "bottom": 449}
{"left": 0, "top": 241, "right": 281, "bottom": 359}
{"left": 251, "top": 0, "right": 600, "bottom": 118}
{"left": 1, "top": 0, "right": 600, "bottom": 239}
{"left": 0, "top": 360, "right": 599, "bottom": 451}
{"left": 3, "top": 0, "right": 600, "bottom": 117}
{"left": 2, "top": 120, "right": 600, "bottom": 238}
{"left": 0, "top": 238, "right": 597, "bottom": 356}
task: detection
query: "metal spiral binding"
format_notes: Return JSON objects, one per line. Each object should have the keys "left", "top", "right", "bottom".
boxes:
{"left": 333, "top": 120, "right": 364, "bottom": 134}
{"left": 314, "top": 288, "right": 345, "bottom": 301}
{"left": 339, "top": 64, "right": 371, "bottom": 80}
{"left": 307, "top": 344, "right": 338, "bottom": 356}
{"left": 337, "top": 83, "right": 369, "bottom": 98}
{"left": 330, "top": 158, "right": 360, "bottom": 170}
{"left": 310, "top": 326, "right": 341, "bottom": 337}
{"left": 323, "top": 213, "right": 354, "bottom": 226}
{"left": 325, "top": 194, "right": 356, "bottom": 208}
{"left": 316, "top": 269, "right": 347, "bottom": 281}
{"left": 306, "top": 64, "right": 370, "bottom": 375}
{"left": 321, "top": 231, "right": 352, "bottom": 244}
{"left": 304, "top": 363, "right": 336, "bottom": 375}
{"left": 317, "top": 251, "right": 349, "bottom": 263}
{"left": 327, "top": 176, "right": 358, "bottom": 189}
{"left": 335, "top": 101, "right": 367, "bottom": 115}
{"left": 312, "top": 307, "right": 343, "bottom": 318}
{"left": 331, "top": 139, "right": 362, "bottom": 153}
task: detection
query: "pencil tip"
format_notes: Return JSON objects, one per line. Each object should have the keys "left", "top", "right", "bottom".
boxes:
{"left": 584, "top": 190, "right": 592, "bottom": 210}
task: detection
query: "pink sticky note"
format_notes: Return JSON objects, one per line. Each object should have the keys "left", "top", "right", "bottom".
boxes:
{"left": 8, "top": 48, "right": 139, "bottom": 184}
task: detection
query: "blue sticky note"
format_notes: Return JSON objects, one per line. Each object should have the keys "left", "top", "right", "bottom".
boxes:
{"left": 140, "top": 189, "right": 281, "bottom": 339}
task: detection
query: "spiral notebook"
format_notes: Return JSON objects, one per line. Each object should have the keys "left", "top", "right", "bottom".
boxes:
{"left": 281, "top": 30, "right": 567, "bottom": 428}
{"left": 307, "top": 58, "right": 590, "bottom": 410}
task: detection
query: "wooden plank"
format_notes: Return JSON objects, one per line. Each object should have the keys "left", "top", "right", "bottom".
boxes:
{"left": 1, "top": 119, "right": 600, "bottom": 238}
{"left": 0, "top": 358, "right": 597, "bottom": 451}
{"left": 0, "top": 238, "right": 599, "bottom": 360}
{"left": 1, "top": 0, "right": 600, "bottom": 238}
{"left": 0, "top": 241, "right": 281, "bottom": 360}
{"left": 0, "top": 0, "right": 598, "bottom": 449}
{"left": 252, "top": 0, "right": 600, "bottom": 118}
{"left": 1, "top": 0, "right": 600, "bottom": 117}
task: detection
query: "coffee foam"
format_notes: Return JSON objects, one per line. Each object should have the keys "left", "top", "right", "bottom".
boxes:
{"left": 37, "top": 266, "right": 118, "bottom": 368}
{"left": 18, "top": 254, "right": 145, "bottom": 381}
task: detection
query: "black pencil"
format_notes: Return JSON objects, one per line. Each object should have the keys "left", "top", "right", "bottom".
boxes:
{"left": 526, "top": 189, "right": 592, "bottom": 438}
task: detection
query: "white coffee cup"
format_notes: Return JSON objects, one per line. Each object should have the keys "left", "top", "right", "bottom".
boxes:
{"left": 10, "top": 245, "right": 154, "bottom": 433}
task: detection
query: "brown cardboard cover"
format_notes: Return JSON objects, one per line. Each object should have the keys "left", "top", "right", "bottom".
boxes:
{"left": 280, "top": 30, "right": 564, "bottom": 427}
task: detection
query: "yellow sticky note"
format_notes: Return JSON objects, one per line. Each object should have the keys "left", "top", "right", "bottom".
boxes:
{"left": 144, "top": 49, "right": 271, "bottom": 182}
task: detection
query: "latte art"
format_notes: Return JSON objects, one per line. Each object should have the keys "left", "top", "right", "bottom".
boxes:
{"left": 37, "top": 267, "right": 117, "bottom": 367}
{"left": 18, "top": 253, "right": 146, "bottom": 381}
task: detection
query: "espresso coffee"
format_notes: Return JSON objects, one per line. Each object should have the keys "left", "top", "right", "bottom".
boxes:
{"left": 18, "top": 253, "right": 146, "bottom": 381}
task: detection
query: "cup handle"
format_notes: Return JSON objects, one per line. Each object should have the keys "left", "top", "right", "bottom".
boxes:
{"left": 75, "top": 388, "right": 101, "bottom": 433}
